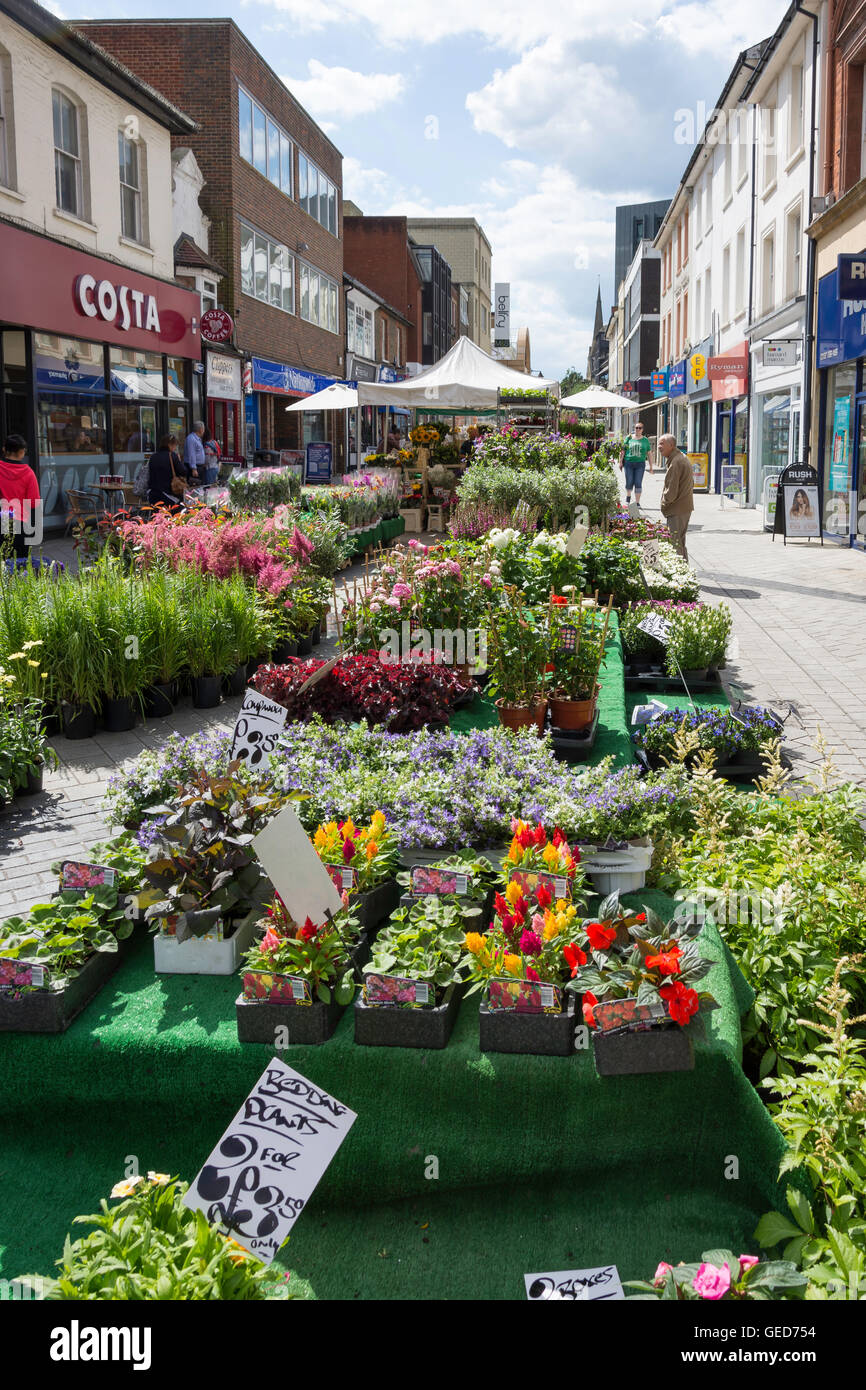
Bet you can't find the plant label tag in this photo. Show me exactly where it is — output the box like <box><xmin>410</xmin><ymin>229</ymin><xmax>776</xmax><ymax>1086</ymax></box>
<box><xmin>631</xmin><ymin>699</ymin><xmax>667</xmax><ymax>726</ymax></box>
<box><xmin>593</xmin><ymin>999</ymin><xmax>668</xmax><ymax>1034</ymax></box>
<box><xmin>59</xmin><ymin>862</ymin><xmax>116</xmax><ymax>892</ymax></box>
<box><xmin>364</xmin><ymin>974</ymin><xmax>431</xmax><ymax>1008</ymax></box>
<box><xmin>636</xmin><ymin>614</ymin><xmax>671</xmax><ymax>644</ymax></box>
<box><xmin>295</xmin><ymin>655</ymin><xmax>340</xmax><ymax>696</ymax></box>
<box><xmin>524</xmin><ymin>1265</ymin><xmax>624</xmax><ymax>1300</ymax></box>
<box><xmin>242</xmin><ymin>970</ymin><xmax>312</xmax><ymax>1006</ymax></box>
<box><xmin>565</xmin><ymin>523</ymin><xmax>588</xmax><ymax>556</ymax></box>
<box><xmin>0</xmin><ymin>959</ymin><xmax>47</xmax><ymax>993</ymax></box>
<box><xmin>254</xmin><ymin>805</ymin><xmax>343</xmax><ymax>929</ymax></box>
<box><xmin>487</xmin><ymin>977</ymin><xmax>561</xmax><ymax>1013</ymax></box>
<box><xmin>230</xmin><ymin>692</ymin><xmax>288</xmax><ymax>768</ymax></box>
<box><xmin>508</xmin><ymin>870</ymin><xmax>569</xmax><ymax>904</ymax></box>
<box><xmin>325</xmin><ymin>865</ymin><xmax>356</xmax><ymax>893</ymax></box>
<box><xmin>184</xmin><ymin>1058</ymin><xmax>356</xmax><ymax>1262</ymax></box>
<box><xmin>410</xmin><ymin>866</ymin><xmax>469</xmax><ymax>897</ymax></box>
<box><xmin>558</xmin><ymin>623</ymin><xmax>578</xmax><ymax>652</ymax></box>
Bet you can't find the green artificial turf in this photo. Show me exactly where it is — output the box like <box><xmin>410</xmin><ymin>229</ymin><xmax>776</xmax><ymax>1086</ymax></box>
<box><xmin>0</xmin><ymin>890</ymin><xmax>790</xmax><ymax>1298</ymax></box>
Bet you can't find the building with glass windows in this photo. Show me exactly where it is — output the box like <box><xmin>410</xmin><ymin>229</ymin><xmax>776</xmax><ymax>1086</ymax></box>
<box><xmin>76</xmin><ymin>16</ymin><xmax>347</xmax><ymax>467</ymax></box>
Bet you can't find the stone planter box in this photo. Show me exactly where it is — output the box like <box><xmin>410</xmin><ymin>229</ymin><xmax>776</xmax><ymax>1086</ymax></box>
<box><xmin>479</xmin><ymin>989</ymin><xmax>576</xmax><ymax>1057</ymax></box>
<box><xmin>354</xmin><ymin>981</ymin><xmax>462</xmax><ymax>1050</ymax></box>
<box><xmin>153</xmin><ymin>913</ymin><xmax>259</xmax><ymax>976</ymax></box>
<box><xmin>0</xmin><ymin>930</ymin><xmax>137</xmax><ymax>1034</ymax></box>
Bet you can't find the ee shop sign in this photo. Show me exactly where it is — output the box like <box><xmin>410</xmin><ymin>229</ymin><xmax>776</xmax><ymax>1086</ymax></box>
<box><xmin>74</xmin><ymin>274</ymin><xmax>162</xmax><ymax>335</ymax></box>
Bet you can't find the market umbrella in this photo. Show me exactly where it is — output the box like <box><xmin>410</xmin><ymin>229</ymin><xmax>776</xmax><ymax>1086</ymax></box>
<box><xmin>560</xmin><ymin>386</ymin><xmax>637</xmax><ymax>409</ymax></box>
<box><xmin>285</xmin><ymin>382</ymin><xmax>358</xmax><ymax>411</ymax></box>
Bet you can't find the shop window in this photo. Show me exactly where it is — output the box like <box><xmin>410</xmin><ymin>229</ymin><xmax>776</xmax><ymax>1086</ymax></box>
<box><xmin>0</xmin><ymin>45</ymin><xmax>15</xmax><ymax>190</ymax></box>
<box><xmin>761</xmin><ymin>230</ymin><xmax>775</xmax><ymax>314</ymax></box>
<box><xmin>118</xmin><ymin>130</ymin><xmax>144</xmax><ymax>243</ymax></box>
<box><xmin>109</xmin><ymin>345</ymin><xmax>163</xmax><ymax>399</ymax></box>
<box><xmin>298</xmin><ymin>260</ymin><xmax>338</xmax><ymax>333</ymax></box>
<box><xmin>240</xmin><ymin>220</ymin><xmax>293</xmax><ymax>314</ymax></box>
<box><xmin>786</xmin><ymin>203</ymin><xmax>802</xmax><ymax>298</ymax></box>
<box><xmin>823</xmin><ymin>363</ymin><xmax>856</xmax><ymax>535</ymax></box>
<box><xmin>52</xmin><ymin>88</ymin><xmax>84</xmax><ymax>218</ymax></box>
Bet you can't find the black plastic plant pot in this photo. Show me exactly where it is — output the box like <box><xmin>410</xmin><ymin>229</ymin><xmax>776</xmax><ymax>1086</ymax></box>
<box><xmin>236</xmin><ymin>991</ymin><xmax>346</xmax><ymax>1046</ymax></box>
<box><xmin>0</xmin><ymin>931</ymin><xmax>137</xmax><ymax>1034</ymax></box>
<box><xmin>272</xmin><ymin>639</ymin><xmax>298</xmax><ymax>663</ymax></box>
<box><xmin>550</xmin><ymin>711</ymin><xmax>599</xmax><ymax>763</ymax></box>
<box><xmin>592</xmin><ymin>1025</ymin><xmax>694</xmax><ymax>1075</ymax></box>
<box><xmin>21</xmin><ymin>764</ymin><xmax>44</xmax><ymax>796</ymax></box>
<box><xmin>40</xmin><ymin>707</ymin><xmax>62</xmax><ymax>737</ymax></box>
<box><xmin>310</xmin><ymin>620</ymin><xmax>322</xmax><ymax>647</ymax></box>
<box><xmin>103</xmin><ymin>696</ymin><xmax>136</xmax><ymax>733</ymax></box>
<box><xmin>144</xmin><ymin>682</ymin><xmax>175</xmax><ymax>719</ymax></box>
<box><xmin>296</xmin><ymin>633</ymin><xmax>314</xmax><ymax>656</ymax></box>
<box><xmin>680</xmin><ymin>668</ymin><xmax>710</xmax><ymax>682</ymax></box>
<box><xmin>349</xmin><ymin>879</ymin><xmax>401</xmax><ymax>933</ymax></box>
<box><xmin>192</xmin><ymin>674</ymin><xmax>222</xmax><ymax>709</ymax></box>
<box><xmin>479</xmin><ymin>991</ymin><xmax>576</xmax><ymax>1057</ymax></box>
<box><xmin>61</xmin><ymin>701</ymin><xmax>95</xmax><ymax>740</ymax></box>
<box><xmin>354</xmin><ymin>982</ymin><xmax>461</xmax><ymax>1050</ymax></box>
<box><xmin>225</xmin><ymin>663</ymin><xmax>248</xmax><ymax>696</ymax></box>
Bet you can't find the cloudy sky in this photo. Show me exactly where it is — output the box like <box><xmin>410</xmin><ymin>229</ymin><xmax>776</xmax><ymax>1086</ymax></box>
<box><xmin>64</xmin><ymin>0</ymin><xmax>790</xmax><ymax>378</ymax></box>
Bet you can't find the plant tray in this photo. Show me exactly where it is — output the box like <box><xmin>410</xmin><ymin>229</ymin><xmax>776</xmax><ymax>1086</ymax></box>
<box><xmin>154</xmin><ymin>913</ymin><xmax>259</xmax><ymax>976</ymax></box>
<box><xmin>479</xmin><ymin>990</ymin><xmax>576</xmax><ymax>1057</ymax></box>
<box><xmin>593</xmin><ymin>1025</ymin><xmax>694</xmax><ymax>1075</ymax></box>
<box><xmin>349</xmin><ymin>879</ymin><xmax>401</xmax><ymax>933</ymax></box>
<box><xmin>0</xmin><ymin>930</ymin><xmax>138</xmax><ymax>1034</ymax></box>
<box><xmin>549</xmin><ymin>711</ymin><xmax>599</xmax><ymax>763</ymax></box>
<box><xmin>236</xmin><ymin>989</ymin><xmax>346</xmax><ymax>1045</ymax></box>
<box><xmin>624</xmin><ymin>666</ymin><xmax>724</xmax><ymax>692</ymax></box>
<box><xmin>354</xmin><ymin>982</ymin><xmax>461</xmax><ymax>1050</ymax></box>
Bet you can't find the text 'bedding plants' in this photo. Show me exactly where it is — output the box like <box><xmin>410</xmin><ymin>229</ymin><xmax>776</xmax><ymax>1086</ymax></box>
<box><xmin>250</xmin><ymin>654</ymin><xmax>474</xmax><ymax>732</ymax></box>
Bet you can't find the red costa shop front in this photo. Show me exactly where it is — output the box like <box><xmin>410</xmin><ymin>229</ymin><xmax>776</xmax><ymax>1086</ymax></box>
<box><xmin>708</xmin><ymin>341</ymin><xmax>749</xmax><ymax>495</ymax></box>
<box><xmin>0</xmin><ymin>222</ymin><xmax>202</xmax><ymax>527</ymax></box>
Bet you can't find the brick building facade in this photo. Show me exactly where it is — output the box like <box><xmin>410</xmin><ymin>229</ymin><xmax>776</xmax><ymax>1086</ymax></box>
<box><xmin>342</xmin><ymin>211</ymin><xmax>423</xmax><ymax>370</ymax></box>
<box><xmin>74</xmin><ymin>17</ymin><xmax>346</xmax><ymax>463</ymax></box>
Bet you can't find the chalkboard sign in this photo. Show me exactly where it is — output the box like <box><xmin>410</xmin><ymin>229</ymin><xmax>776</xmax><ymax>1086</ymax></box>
<box><xmin>305</xmin><ymin>441</ymin><xmax>332</xmax><ymax>483</ymax></box>
<box><xmin>773</xmin><ymin>464</ymin><xmax>822</xmax><ymax>543</ymax></box>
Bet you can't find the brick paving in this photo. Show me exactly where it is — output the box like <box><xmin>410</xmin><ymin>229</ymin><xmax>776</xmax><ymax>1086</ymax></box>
<box><xmin>3</xmin><ymin>497</ymin><xmax>864</xmax><ymax>915</ymax></box>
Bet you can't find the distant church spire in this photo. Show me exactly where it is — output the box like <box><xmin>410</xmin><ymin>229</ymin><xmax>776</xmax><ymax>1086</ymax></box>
<box><xmin>592</xmin><ymin>283</ymin><xmax>604</xmax><ymax>338</ymax></box>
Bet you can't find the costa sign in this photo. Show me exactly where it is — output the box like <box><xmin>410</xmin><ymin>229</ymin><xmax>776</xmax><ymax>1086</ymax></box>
<box><xmin>75</xmin><ymin>274</ymin><xmax>161</xmax><ymax>334</ymax></box>
<box><xmin>201</xmin><ymin>308</ymin><xmax>234</xmax><ymax>343</ymax></box>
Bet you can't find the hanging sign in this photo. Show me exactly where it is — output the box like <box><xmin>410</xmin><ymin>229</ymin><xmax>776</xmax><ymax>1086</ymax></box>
<box><xmin>230</xmin><ymin>691</ymin><xmax>288</xmax><ymax>767</ymax></box>
<box><xmin>525</xmin><ymin>1265</ymin><xmax>625</xmax><ymax>1301</ymax></box>
<box><xmin>184</xmin><ymin>1059</ymin><xmax>356</xmax><ymax>1262</ymax></box>
<box><xmin>837</xmin><ymin>252</ymin><xmax>866</xmax><ymax>301</ymax></box>
<box><xmin>762</xmin><ymin>341</ymin><xmax>798</xmax><ymax>367</ymax></box>
<box><xmin>774</xmin><ymin>463</ymin><xmax>821</xmax><ymax>539</ymax></box>
<box><xmin>200</xmin><ymin>308</ymin><xmax>235</xmax><ymax>343</ymax></box>
<box><xmin>493</xmin><ymin>282</ymin><xmax>511</xmax><ymax>344</ymax></box>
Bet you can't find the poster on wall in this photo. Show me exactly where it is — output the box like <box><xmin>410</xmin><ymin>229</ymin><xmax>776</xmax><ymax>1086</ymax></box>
<box><xmin>773</xmin><ymin>464</ymin><xmax>822</xmax><ymax>542</ymax></box>
<box><xmin>688</xmin><ymin>452</ymin><xmax>709</xmax><ymax>491</ymax></box>
<box><xmin>305</xmin><ymin>441</ymin><xmax>332</xmax><ymax>483</ymax></box>
<box><xmin>831</xmin><ymin>396</ymin><xmax>851</xmax><ymax>492</ymax></box>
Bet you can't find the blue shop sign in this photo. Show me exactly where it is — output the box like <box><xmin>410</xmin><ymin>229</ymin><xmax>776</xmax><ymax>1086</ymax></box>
<box><xmin>669</xmin><ymin>360</ymin><xmax>687</xmax><ymax>397</ymax></box>
<box><xmin>651</xmin><ymin>369</ymin><xmax>668</xmax><ymax>396</ymax></box>
<box><xmin>251</xmin><ymin>357</ymin><xmax>342</xmax><ymax>396</ymax></box>
<box><xmin>837</xmin><ymin>251</ymin><xmax>866</xmax><ymax>300</ymax></box>
<box><xmin>817</xmin><ymin>269</ymin><xmax>866</xmax><ymax>368</ymax></box>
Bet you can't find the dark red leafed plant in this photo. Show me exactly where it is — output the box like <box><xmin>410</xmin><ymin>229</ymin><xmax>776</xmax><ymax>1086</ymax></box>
<box><xmin>251</xmin><ymin>654</ymin><xmax>475</xmax><ymax>732</ymax></box>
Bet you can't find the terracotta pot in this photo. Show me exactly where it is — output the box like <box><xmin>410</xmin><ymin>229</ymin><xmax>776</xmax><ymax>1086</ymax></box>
<box><xmin>496</xmin><ymin>697</ymin><xmax>547</xmax><ymax>734</ymax></box>
<box><xmin>550</xmin><ymin>684</ymin><xmax>600</xmax><ymax>731</ymax></box>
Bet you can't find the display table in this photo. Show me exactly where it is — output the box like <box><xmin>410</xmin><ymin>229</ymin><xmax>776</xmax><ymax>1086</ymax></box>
<box><xmin>0</xmin><ymin>892</ymin><xmax>791</xmax><ymax>1299</ymax></box>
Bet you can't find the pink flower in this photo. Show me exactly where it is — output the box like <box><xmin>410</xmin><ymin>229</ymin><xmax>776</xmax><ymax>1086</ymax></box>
<box><xmin>737</xmin><ymin>1255</ymin><xmax>759</xmax><ymax>1274</ymax></box>
<box><xmin>391</xmin><ymin>582</ymin><xmax>412</xmax><ymax>600</ymax></box>
<box><xmin>519</xmin><ymin>929</ymin><xmax>542</xmax><ymax>956</ymax></box>
<box><xmin>481</xmin><ymin>574</ymin><xmax>492</xmax><ymax>587</ymax></box>
<box><xmin>531</xmin><ymin>912</ymin><xmax>545</xmax><ymax>934</ymax></box>
<box><xmin>385</xmin><ymin>596</ymin><xmax>401</xmax><ymax>608</ymax></box>
<box><xmin>261</xmin><ymin>928</ymin><xmax>281</xmax><ymax>954</ymax></box>
<box><xmin>692</xmin><ymin>1262</ymin><xmax>731</xmax><ymax>1300</ymax></box>
<box><xmin>653</xmin><ymin>1262</ymin><xmax>673</xmax><ymax>1287</ymax></box>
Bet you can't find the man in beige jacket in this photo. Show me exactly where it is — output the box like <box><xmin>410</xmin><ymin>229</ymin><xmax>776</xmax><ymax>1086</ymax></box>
<box><xmin>657</xmin><ymin>434</ymin><xmax>694</xmax><ymax>559</ymax></box>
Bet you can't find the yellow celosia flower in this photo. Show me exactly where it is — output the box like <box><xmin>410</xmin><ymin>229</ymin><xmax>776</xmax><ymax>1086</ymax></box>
<box><xmin>313</xmin><ymin>827</ymin><xmax>327</xmax><ymax>849</ymax></box>
<box><xmin>111</xmin><ymin>1176</ymin><xmax>144</xmax><ymax>1198</ymax></box>
<box><xmin>542</xmin><ymin>843</ymin><xmax>559</xmax><ymax>869</ymax></box>
<box><xmin>505</xmin><ymin>878</ymin><xmax>523</xmax><ymax>906</ymax></box>
<box><xmin>464</xmin><ymin>932</ymin><xmax>485</xmax><ymax>955</ymax></box>
<box><xmin>341</xmin><ymin>818</ymin><xmax>356</xmax><ymax>839</ymax></box>
<box><xmin>370</xmin><ymin>810</ymin><xmax>386</xmax><ymax>834</ymax></box>
<box><xmin>504</xmin><ymin>953</ymin><xmax>522</xmax><ymax>976</ymax></box>
<box><xmin>543</xmin><ymin>913</ymin><xmax>559</xmax><ymax>941</ymax></box>
<box><xmin>507</xmin><ymin>843</ymin><xmax>520</xmax><ymax>864</ymax></box>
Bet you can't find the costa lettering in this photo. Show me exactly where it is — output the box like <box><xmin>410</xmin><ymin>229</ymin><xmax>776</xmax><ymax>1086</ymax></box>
<box><xmin>75</xmin><ymin>273</ymin><xmax>161</xmax><ymax>334</ymax></box>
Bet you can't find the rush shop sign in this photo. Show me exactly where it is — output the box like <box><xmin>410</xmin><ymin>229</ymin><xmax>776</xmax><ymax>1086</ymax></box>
<box><xmin>0</xmin><ymin>221</ymin><xmax>201</xmax><ymax>358</ymax></box>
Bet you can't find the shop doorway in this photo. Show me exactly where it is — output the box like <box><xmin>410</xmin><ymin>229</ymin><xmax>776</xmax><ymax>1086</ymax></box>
<box><xmin>853</xmin><ymin>395</ymin><xmax>866</xmax><ymax>549</ymax></box>
<box><xmin>715</xmin><ymin>397</ymin><xmax>748</xmax><ymax>494</ymax></box>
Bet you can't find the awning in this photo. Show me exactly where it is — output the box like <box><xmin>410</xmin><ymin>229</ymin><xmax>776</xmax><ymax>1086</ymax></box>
<box><xmin>285</xmin><ymin>382</ymin><xmax>358</xmax><ymax>412</ymax></box>
<box><xmin>356</xmin><ymin>335</ymin><xmax>559</xmax><ymax>409</ymax></box>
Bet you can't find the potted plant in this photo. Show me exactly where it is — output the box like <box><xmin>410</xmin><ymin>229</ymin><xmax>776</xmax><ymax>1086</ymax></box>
<box><xmin>664</xmin><ymin>603</ymin><xmax>732</xmax><ymax>681</ymax></box>
<box><xmin>88</xmin><ymin>560</ymin><xmax>152</xmax><ymax>733</ymax></box>
<box><xmin>142</xmin><ymin>773</ymin><xmax>290</xmax><ymax>974</ymax></box>
<box><xmin>356</xmin><ymin>892</ymin><xmax>484</xmax><ymax>1049</ymax></box>
<box><xmin>312</xmin><ymin>811</ymin><xmax>401</xmax><ymax>929</ymax></box>
<box><xmin>180</xmin><ymin>573</ymin><xmax>239</xmax><ymax>709</ymax></box>
<box><xmin>140</xmin><ymin>570</ymin><xmax>187</xmax><ymax>717</ymax></box>
<box><xmin>42</xmin><ymin>574</ymin><xmax>103</xmax><ymax>738</ymax></box>
<box><xmin>486</xmin><ymin>587</ymin><xmax>548</xmax><ymax>733</ymax></box>
<box><xmin>626</xmin><ymin>1250</ymin><xmax>806</xmax><ymax>1301</ymax></box>
<box><xmin>564</xmin><ymin>903</ymin><xmax>718</xmax><ymax>1075</ymax></box>
<box><xmin>0</xmin><ymin>652</ymin><xmax>59</xmax><ymax>794</ymax></box>
<box><xmin>236</xmin><ymin>895</ymin><xmax>363</xmax><ymax>1045</ymax></box>
<box><xmin>546</xmin><ymin>596</ymin><xmax>611</xmax><ymax>731</ymax></box>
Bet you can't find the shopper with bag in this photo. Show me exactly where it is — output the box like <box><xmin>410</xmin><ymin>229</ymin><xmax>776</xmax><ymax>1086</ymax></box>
<box><xmin>146</xmin><ymin>434</ymin><xmax>197</xmax><ymax>508</ymax></box>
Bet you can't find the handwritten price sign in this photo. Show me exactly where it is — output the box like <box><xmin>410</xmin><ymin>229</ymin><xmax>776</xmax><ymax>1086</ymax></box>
<box><xmin>184</xmin><ymin>1059</ymin><xmax>356</xmax><ymax>1262</ymax></box>
<box><xmin>230</xmin><ymin>691</ymin><xmax>288</xmax><ymax>767</ymax></box>
<box><xmin>636</xmin><ymin>613</ymin><xmax>671</xmax><ymax>645</ymax></box>
<box><xmin>524</xmin><ymin>1265</ymin><xmax>624</xmax><ymax>1300</ymax></box>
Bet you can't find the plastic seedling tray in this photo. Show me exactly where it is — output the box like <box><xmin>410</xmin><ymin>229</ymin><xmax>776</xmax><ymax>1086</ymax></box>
<box><xmin>0</xmin><ymin>930</ymin><xmax>138</xmax><ymax>1034</ymax></box>
<box><xmin>479</xmin><ymin>990</ymin><xmax>576</xmax><ymax>1057</ymax></box>
<box><xmin>354</xmin><ymin>981</ymin><xmax>461</xmax><ymax>1050</ymax></box>
<box><xmin>154</xmin><ymin>912</ymin><xmax>259</xmax><ymax>976</ymax></box>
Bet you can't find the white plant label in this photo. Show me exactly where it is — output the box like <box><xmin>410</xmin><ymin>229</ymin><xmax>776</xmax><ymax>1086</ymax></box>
<box><xmin>524</xmin><ymin>1265</ymin><xmax>624</xmax><ymax>1300</ymax></box>
<box><xmin>184</xmin><ymin>1059</ymin><xmax>356</xmax><ymax>1262</ymax></box>
<box><xmin>636</xmin><ymin>614</ymin><xmax>671</xmax><ymax>644</ymax></box>
<box><xmin>253</xmin><ymin>803</ymin><xmax>343</xmax><ymax>927</ymax></box>
<box><xmin>230</xmin><ymin>692</ymin><xmax>288</xmax><ymax>768</ymax></box>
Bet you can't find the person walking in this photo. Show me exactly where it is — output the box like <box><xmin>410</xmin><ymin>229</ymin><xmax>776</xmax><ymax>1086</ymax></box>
<box><xmin>202</xmin><ymin>427</ymin><xmax>222</xmax><ymax>486</ymax></box>
<box><xmin>0</xmin><ymin>434</ymin><xmax>41</xmax><ymax>559</ymax></box>
<box><xmin>184</xmin><ymin>420</ymin><xmax>206</xmax><ymax>478</ymax></box>
<box><xmin>146</xmin><ymin>434</ymin><xmax>195</xmax><ymax>509</ymax></box>
<box><xmin>619</xmin><ymin>421</ymin><xmax>652</xmax><ymax>507</ymax></box>
<box><xmin>657</xmin><ymin>433</ymin><xmax>694</xmax><ymax>559</ymax></box>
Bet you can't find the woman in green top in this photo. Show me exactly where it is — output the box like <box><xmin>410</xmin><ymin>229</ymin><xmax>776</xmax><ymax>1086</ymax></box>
<box><xmin>619</xmin><ymin>422</ymin><xmax>652</xmax><ymax>506</ymax></box>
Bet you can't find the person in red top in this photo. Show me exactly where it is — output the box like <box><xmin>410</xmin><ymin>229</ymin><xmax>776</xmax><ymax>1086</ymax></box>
<box><xmin>0</xmin><ymin>434</ymin><xmax>41</xmax><ymax>559</ymax></box>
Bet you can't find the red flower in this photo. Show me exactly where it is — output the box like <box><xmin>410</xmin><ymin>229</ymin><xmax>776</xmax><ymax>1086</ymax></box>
<box><xmin>519</xmin><ymin>929</ymin><xmax>542</xmax><ymax>956</ymax></box>
<box><xmin>517</xmin><ymin>825</ymin><xmax>533</xmax><ymax>849</ymax></box>
<box><xmin>645</xmin><ymin>945</ymin><xmax>682</xmax><ymax>976</ymax></box>
<box><xmin>586</xmin><ymin>921</ymin><xmax>617</xmax><ymax>952</ymax></box>
<box><xmin>535</xmin><ymin>882</ymin><xmax>553</xmax><ymax>909</ymax></box>
<box><xmin>299</xmin><ymin>918</ymin><xmax>319</xmax><ymax>942</ymax></box>
<box><xmin>341</xmin><ymin>838</ymin><xmax>356</xmax><ymax>864</ymax></box>
<box><xmin>563</xmin><ymin>942</ymin><xmax>587</xmax><ymax>976</ymax></box>
<box><xmin>525</xmin><ymin>966</ymin><xmax>540</xmax><ymax>982</ymax></box>
<box><xmin>551</xmin><ymin>593</ymin><xmax>568</xmax><ymax>606</ymax></box>
<box><xmin>533</xmin><ymin>824</ymin><xmax>546</xmax><ymax>847</ymax></box>
<box><xmin>494</xmin><ymin>892</ymin><xmax>508</xmax><ymax>917</ymax></box>
<box><xmin>635</xmin><ymin>912</ymin><xmax>647</xmax><ymax>923</ymax></box>
<box><xmin>552</xmin><ymin>827</ymin><xmax>565</xmax><ymax>848</ymax></box>
<box><xmin>513</xmin><ymin>895</ymin><xmax>529</xmax><ymax>923</ymax></box>
<box><xmin>583</xmin><ymin>990</ymin><xmax>598</xmax><ymax>1027</ymax></box>
<box><xmin>660</xmin><ymin>980</ymin><xmax>699</xmax><ymax>1027</ymax></box>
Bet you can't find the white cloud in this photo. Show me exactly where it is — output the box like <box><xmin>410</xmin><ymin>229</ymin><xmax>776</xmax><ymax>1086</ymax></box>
<box><xmin>341</xmin><ymin>156</ymin><xmax>402</xmax><ymax>207</ymax></box>
<box><xmin>281</xmin><ymin>59</ymin><xmax>405</xmax><ymax>125</ymax></box>
<box><xmin>657</xmin><ymin>0</ymin><xmax>786</xmax><ymax>57</ymax></box>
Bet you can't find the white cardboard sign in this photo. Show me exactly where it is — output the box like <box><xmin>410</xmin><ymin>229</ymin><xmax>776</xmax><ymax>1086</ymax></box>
<box><xmin>565</xmin><ymin>523</ymin><xmax>588</xmax><ymax>556</ymax></box>
<box><xmin>253</xmin><ymin>803</ymin><xmax>343</xmax><ymax>926</ymax></box>
<box><xmin>184</xmin><ymin>1059</ymin><xmax>356</xmax><ymax>1262</ymax></box>
<box><xmin>230</xmin><ymin>691</ymin><xmax>288</xmax><ymax>768</ymax></box>
<box><xmin>636</xmin><ymin>613</ymin><xmax>671</xmax><ymax>644</ymax></box>
<box><xmin>525</xmin><ymin>1265</ymin><xmax>624</xmax><ymax>1301</ymax></box>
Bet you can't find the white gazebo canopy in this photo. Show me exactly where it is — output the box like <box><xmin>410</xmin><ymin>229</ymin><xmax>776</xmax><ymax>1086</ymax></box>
<box><xmin>560</xmin><ymin>385</ymin><xmax>637</xmax><ymax>410</ymax></box>
<box><xmin>285</xmin><ymin>382</ymin><xmax>358</xmax><ymax>411</ymax></box>
<box><xmin>356</xmin><ymin>336</ymin><xmax>560</xmax><ymax>410</ymax></box>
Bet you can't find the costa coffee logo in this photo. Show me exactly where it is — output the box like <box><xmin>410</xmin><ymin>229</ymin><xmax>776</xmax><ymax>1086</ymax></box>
<box><xmin>201</xmin><ymin>308</ymin><xmax>234</xmax><ymax>343</ymax></box>
<box><xmin>75</xmin><ymin>273</ymin><xmax>161</xmax><ymax>334</ymax></box>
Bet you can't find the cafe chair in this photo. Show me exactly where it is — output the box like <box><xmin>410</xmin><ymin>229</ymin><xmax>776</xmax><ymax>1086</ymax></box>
<box><xmin>64</xmin><ymin>489</ymin><xmax>105</xmax><ymax>535</ymax></box>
